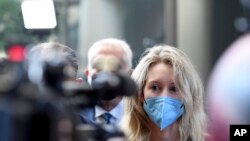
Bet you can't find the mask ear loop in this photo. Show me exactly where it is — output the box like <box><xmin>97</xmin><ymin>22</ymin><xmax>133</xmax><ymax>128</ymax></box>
<box><xmin>144</xmin><ymin>97</ymin><xmax>147</xmax><ymax>105</ymax></box>
<box><xmin>180</xmin><ymin>103</ymin><xmax>184</xmax><ymax>109</ymax></box>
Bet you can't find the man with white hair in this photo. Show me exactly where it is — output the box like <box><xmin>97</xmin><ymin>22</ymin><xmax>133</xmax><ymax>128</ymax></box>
<box><xmin>79</xmin><ymin>38</ymin><xmax>133</xmax><ymax>126</ymax></box>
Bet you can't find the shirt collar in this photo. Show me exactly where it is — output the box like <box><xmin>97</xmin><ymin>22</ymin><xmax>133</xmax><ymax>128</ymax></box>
<box><xmin>95</xmin><ymin>99</ymin><xmax>124</xmax><ymax>119</ymax></box>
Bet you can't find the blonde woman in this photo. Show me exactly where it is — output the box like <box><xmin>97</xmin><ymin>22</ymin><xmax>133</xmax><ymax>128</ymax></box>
<box><xmin>120</xmin><ymin>45</ymin><xmax>207</xmax><ymax>141</ymax></box>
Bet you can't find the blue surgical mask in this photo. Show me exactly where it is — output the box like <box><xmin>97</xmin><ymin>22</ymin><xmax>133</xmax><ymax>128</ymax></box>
<box><xmin>143</xmin><ymin>96</ymin><xmax>184</xmax><ymax>130</ymax></box>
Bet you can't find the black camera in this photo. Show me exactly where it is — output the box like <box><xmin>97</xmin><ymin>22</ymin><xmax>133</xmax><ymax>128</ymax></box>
<box><xmin>0</xmin><ymin>44</ymin><xmax>137</xmax><ymax>141</ymax></box>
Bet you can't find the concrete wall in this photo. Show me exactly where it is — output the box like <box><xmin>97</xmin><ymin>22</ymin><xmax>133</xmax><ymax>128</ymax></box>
<box><xmin>77</xmin><ymin>0</ymin><xmax>123</xmax><ymax>73</ymax></box>
<box><xmin>176</xmin><ymin>0</ymin><xmax>211</xmax><ymax>83</ymax></box>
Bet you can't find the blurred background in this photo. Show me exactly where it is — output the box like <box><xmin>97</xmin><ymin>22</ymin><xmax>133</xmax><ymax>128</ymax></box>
<box><xmin>0</xmin><ymin>0</ymin><xmax>248</xmax><ymax>85</ymax></box>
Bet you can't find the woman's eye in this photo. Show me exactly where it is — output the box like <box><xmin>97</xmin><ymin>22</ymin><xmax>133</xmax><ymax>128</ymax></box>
<box><xmin>150</xmin><ymin>85</ymin><xmax>160</xmax><ymax>92</ymax></box>
<box><xmin>169</xmin><ymin>86</ymin><xmax>176</xmax><ymax>92</ymax></box>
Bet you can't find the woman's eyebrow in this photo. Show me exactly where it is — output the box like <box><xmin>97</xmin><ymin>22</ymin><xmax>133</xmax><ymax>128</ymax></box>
<box><xmin>169</xmin><ymin>82</ymin><xmax>176</xmax><ymax>85</ymax></box>
<box><xmin>147</xmin><ymin>80</ymin><xmax>160</xmax><ymax>84</ymax></box>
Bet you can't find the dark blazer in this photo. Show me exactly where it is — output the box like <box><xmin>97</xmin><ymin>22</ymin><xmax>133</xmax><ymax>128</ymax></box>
<box><xmin>79</xmin><ymin>108</ymin><xmax>96</xmax><ymax>125</ymax></box>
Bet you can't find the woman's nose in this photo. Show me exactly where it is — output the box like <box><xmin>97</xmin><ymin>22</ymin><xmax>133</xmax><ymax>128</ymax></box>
<box><xmin>161</xmin><ymin>89</ymin><xmax>170</xmax><ymax>97</ymax></box>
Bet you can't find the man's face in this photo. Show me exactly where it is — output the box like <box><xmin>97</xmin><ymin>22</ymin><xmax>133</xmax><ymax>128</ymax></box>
<box><xmin>86</xmin><ymin>53</ymin><xmax>128</xmax><ymax>86</ymax></box>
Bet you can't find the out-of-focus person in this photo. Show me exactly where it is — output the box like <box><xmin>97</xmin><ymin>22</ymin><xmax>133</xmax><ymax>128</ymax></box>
<box><xmin>206</xmin><ymin>33</ymin><xmax>250</xmax><ymax>141</ymax></box>
<box><xmin>0</xmin><ymin>42</ymin><xmax>81</xmax><ymax>141</ymax></box>
<box><xmin>28</xmin><ymin>42</ymin><xmax>82</xmax><ymax>84</ymax></box>
<box><xmin>120</xmin><ymin>45</ymin><xmax>207</xmax><ymax>141</ymax></box>
<box><xmin>28</xmin><ymin>42</ymin><xmax>81</xmax><ymax>141</ymax></box>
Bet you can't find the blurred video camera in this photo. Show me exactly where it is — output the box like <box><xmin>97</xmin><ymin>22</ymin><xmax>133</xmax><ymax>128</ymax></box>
<box><xmin>0</xmin><ymin>43</ymin><xmax>137</xmax><ymax>141</ymax></box>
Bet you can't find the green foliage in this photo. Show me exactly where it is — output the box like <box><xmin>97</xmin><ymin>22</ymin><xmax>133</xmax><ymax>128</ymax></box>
<box><xmin>0</xmin><ymin>0</ymin><xmax>33</xmax><ymax>50</ymax></box>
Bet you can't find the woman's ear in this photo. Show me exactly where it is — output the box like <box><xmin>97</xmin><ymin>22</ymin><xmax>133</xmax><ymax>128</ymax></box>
<box><xmin>138</xmin><ymin>91</ymin><xmax>145</xmax><ymax>103</ymax></box>
<box><xmin>138</xmin><ymin>81</ymin><xmax>146</xmax><ymax>103</ymax></box>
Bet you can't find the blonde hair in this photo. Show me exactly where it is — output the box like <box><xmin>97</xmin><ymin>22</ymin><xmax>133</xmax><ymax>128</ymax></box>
<box><xmin>120</xmin><ymin>45</ymin><xmax>207</xmax><ymax>141</ymax></box>
<box><xmin>87</xmin><ymin>38</ymin><xmax>133</xmax><ymax>70</ymax></box>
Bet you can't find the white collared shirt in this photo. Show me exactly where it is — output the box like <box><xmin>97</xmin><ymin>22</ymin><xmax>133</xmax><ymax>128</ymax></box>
<box><xmin>95</xmin><ymin>100</ymin><xmax>124</xmax><ymax>125</ymax></box>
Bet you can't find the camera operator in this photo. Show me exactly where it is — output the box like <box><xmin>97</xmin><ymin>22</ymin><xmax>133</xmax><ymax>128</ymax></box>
<box><xmin>0</xmin><ymin>42</ymin><xmax>82</xmax><ymax>141</ymax></box>
<box><xmin>79</xmin><ymin>38</ymin><xmax>133</xmax><ymax>126</ymax></box>
<box><xmin>27</xmin><ymin>42</ymin><xmax>82</xmax><ymax>141</ymax></box>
